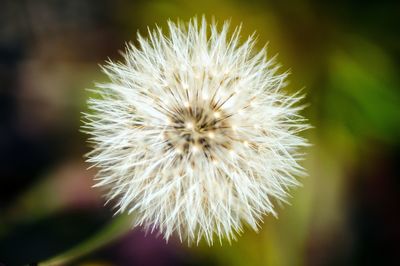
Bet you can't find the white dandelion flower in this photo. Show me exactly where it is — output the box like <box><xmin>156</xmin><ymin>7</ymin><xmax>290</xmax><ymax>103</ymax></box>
<box><xmin>83</xmin><ymin>17</ymin><xmax>309</xmax><ymax>245</ymax></box>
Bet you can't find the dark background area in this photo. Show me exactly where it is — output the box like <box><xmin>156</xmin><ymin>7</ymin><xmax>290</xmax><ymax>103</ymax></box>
<box><xmin>1</xmin><ymin>0</ymin><xmax>399</xmax><ymax>265</ymax></box>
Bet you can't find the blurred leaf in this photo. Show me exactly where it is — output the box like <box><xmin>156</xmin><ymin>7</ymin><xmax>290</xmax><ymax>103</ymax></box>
<box><xmin>326</xmin><ymin>38</ymin><xmax>400</xmax><ymax>143</ymax></box>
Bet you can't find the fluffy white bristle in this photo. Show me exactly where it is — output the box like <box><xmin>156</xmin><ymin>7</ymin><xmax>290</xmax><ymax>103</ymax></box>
<box><xmin>83</xmin><ymin>17</ymin><xmax>308</xmax><ymax>245</ymax></box>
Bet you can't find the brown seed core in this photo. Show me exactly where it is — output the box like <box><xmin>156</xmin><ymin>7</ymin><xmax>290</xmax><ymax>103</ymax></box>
<box><xmin>164</xmin><ymin>102</ymin><xmax>234</xmax><ymax>162</ymax></box>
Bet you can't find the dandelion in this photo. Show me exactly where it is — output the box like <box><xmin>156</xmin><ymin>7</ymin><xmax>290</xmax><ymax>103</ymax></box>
<box><xmin>83</xmin><ymin>17</ymin><xmax>308</xmax><ymax>245</ymax></box>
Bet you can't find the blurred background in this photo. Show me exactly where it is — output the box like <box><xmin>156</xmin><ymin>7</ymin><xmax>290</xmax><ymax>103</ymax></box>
<box><xmin>1</xmin><ymin>0</ymin><xmax>399</xmax><ymax>265</ymax></box>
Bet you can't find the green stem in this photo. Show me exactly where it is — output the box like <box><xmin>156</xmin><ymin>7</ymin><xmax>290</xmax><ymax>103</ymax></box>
<box><xmin>39</xmin><ymin>214</ymin><xmax>131</xmax><ymax>266</ymax></box>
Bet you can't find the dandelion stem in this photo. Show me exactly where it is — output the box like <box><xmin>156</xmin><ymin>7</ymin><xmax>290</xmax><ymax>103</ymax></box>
<box><xmin>39</xmin><ymin>214</ymin><xmax>131</xmax><ymax>266</ymax></box>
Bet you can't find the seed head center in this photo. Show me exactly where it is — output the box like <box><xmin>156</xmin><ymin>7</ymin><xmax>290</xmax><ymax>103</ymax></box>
<box><xmin>164</xmin><ymin>104</ymin><xmax>233</xmax><ymax>159</ymax></box>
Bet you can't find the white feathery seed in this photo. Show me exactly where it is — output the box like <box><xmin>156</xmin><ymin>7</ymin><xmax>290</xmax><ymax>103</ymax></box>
<box><xmin>83</xmin><ymin>17</ymin><xmax>309</xmax><ymax>245</ymax></box>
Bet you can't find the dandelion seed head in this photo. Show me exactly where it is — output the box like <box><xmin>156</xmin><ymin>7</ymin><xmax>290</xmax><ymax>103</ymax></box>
<box><xmin>84</xmin><ymin>17</ymin><xmax>309</xmax><ymax>245</ymax></box>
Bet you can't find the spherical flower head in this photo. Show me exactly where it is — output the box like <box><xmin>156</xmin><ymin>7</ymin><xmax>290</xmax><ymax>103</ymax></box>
<box><xmin>83</xmin><ymin>17</ymin><xmax>309</xmax><ymax>245</ymax></box>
